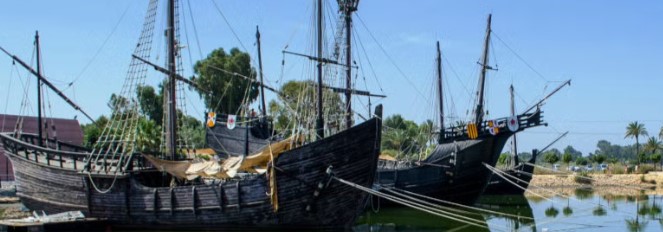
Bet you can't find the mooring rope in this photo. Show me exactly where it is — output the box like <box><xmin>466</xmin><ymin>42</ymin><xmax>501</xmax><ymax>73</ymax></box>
<box><xmin>386</xmin><ymin>186</ymin><xmax>535</xmax><ymax>221</ymax></box>
<box><xmin>483</xmin><ymin>163</ymin><xmax>557</xmax><ymax>201</ymax></box>
<box><xmin>332</xmin><ymin>176</ymin><xmax>498</xmax><ymax>230</ymax></box>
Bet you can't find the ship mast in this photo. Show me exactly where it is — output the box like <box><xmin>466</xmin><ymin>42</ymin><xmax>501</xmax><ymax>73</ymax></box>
<box><xmin>35</xmin><ymin>31</ymin><xmax>44</xmax><ymax>147</ymax></box>
<box><xmin>165</xmin><ymin>0</ymin><xmax>178</xmax><ymax>160</ymax></box>
<box><xmin>315</xmin><ymin>0</ymin><xmax>324</xmax><ymax>139</ymax></box>
<box><xmin>342</xmin><ymin>0</ymin><xmax>358</xmax><ymax>129</ymax></box>
<box><xmin>510</xmin><ymin>84</ymin><xmax>518</xmax><ymax>165</ymax></box>
<box><xmin>473</xmin><ymin>14</ymin><xmax>493</xmax><ymax>129</ymax></box>
<box><xmin>436</xmin><ymin>41</ymin><xmax>444</xmax><ymax>142</ymax></box>
<box><xmin>256</xmin><ymin>26</ymin><xmax>267</xmax><ymax>117</ymax></box>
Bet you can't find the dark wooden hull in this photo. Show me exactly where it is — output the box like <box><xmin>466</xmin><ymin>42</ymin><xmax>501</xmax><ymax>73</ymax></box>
<box><xmin>377</xmin><ymin>132</ymin><xmax>511</xmax><ymax>205</ymax></box>
<box><xmin>482</xmin><ymin>155</ymin><xmax>536</xmax><ymax>195</ymax></box>
<box><xmin>0</xmin><ymin>115</ymin><xmax>382</xmax><ymax>229</ymax></box>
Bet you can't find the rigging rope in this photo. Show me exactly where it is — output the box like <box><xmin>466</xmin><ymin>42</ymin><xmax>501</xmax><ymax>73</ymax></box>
<box><xmin>332</xmin><ymin>177</ymin><xmax>495</xmax><ymax>230</ymax></box>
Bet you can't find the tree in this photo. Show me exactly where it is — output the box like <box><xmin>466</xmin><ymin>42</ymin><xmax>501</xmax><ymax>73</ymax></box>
<box><xmin>81</xmin><ymin>116</ymin><xmax>109</xmax><ymax>148</ymax></box>
<box><xmin>625</xmin><ymin>121</ymin><xmax>648</xmax><ymax>164</ymax></box>
<box><xmin>137</xmin><ymin>85</ymin><xmax>163</xmax><ymax>126</ymax></box>
<box><xmin>544</xmin><ymin>152</ymin><xmax>559</xmax><ymax>166</ymax></box>
<box><xmin>562</xmin><ymin>152</ymin><xmax>573</xmax><ymax>166</ymax></box>
<box><xmin>563</xmin><ymin>145</ymin><xmax>582</xmax><ymax>160</ymax></box>
<box><xmin>575</xmin><ymin>157</ymin><xmax>588</xmax><ymax>166</ymax></box>
<box><xmin>192</xmin><ymin>47</ymin><xmax>258</xmax><ymax>114</ymax></box>
<box><xmin>660</xmin><ymin>126</ymin><xmax>663</xmax><ymax>140</ymax></box>
<box><xmin>594</xmin><ymin>154</ymin><xmax>606</xmax><ymax>164</ymax></box>
<box><xmin>644</xmin><ymin>137</ymin><xmax>662</xmax><ymax>155</ymax></box>
<box><xmin>651</xmin><ymin>153</ymin><xmax>662</xmax><ymax>171</ymax></box>
<box><xmin>267</xmin><ymin>80</ymin><xmax>345</xmax><ymax>137</ymax></box>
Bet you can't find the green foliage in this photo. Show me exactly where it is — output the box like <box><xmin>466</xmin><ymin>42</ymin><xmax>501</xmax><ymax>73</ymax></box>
<box><xmin>638</xmin><ymin>153</ymin><xmax>649</xmax><ymax>165</ymax></box>
<box><xmin>136</xmin><ymin>117</ymin><xmax>161</xmax><ymax>152</ymax></box>
<box><xmin>267</xmin><ymin>80</ymin><xmax>345</xmax><ymax>137</ymax></box>
<box><xmin>593</xmin><ymin>154</ymin><xmax>606</xmax><ymax>164</ymax></box>
<box><xmin>644</xmin><ymin>137</ymin><xmax>662</xmax><ymax>154</ymax></box>
<box><xmin>137</xmin><ymin>85</ymin><xmax>163</xmax><ymax>125</ymax></box>
<box><xmin>625</xmin><ymin>121</ymin><xmax>648</xmax><ymax>163</ymax></box>
<box><xmin>561</xmin><ymin>152</ymin><xmax>573</xmax><ymax>165</ymax></box>
<box><xmin>562</xmin><ymin>206</ymin><xmax>573</xmax><ymax>216</ymax></box>
<box><xmin>192</xmin><ymin>47</ymin><xmax>258</xmax><ymax>114</ymax></box>
<box><xmin>563</xmin><ymin>145</ymin><xmax>583</xmax><ymax>160</ymax></box>
<box><xmin>650</xmin><ymin>153</ymin><xmax>662</xmax><ymax>170</ymax></box>
<box><xmin>497</xmin><ymin>153</ymin><xmax>510</xmax><ymax>166</ymax></box>
<box><xmin>575</xmin><ymin>157</ymin><xmax>588</xmax><ymax>166</ymax></box>
<box><xmin>196</xmin><ymin>154</ymin><xmax>211</xmax><ymax>161</ymax></box>
<box><xmin>636</xmin><ymin>165</ymin><xmax>655</xmax><ymax>174</ymax></box>
<box><xmin>381</xmin><ymin>114</ymin><xmax>436</xmax><ymax>160</ymax></box>
<box><xmin>178</xmin><ymin>114</ymin><xmax>205</xmax><ymax>149</ymax></box>
<box><xmin>543</xmin><ymin>151</ymin><xmax>559</xmax><ymax>165</ymax></box>
<box><xmin>81</xmin><ymin>116</ymin><xmax>109</xmax><ymax>148</ymax></box>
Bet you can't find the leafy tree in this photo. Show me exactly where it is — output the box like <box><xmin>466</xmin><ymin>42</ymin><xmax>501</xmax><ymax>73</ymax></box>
<box><xmin>625</xmin><ymin>121</ymin><xmax>648</xmax><ymax>164</ymax></box>
<box><xmin>563</xmin><ymin>145</ymin><xmax>582</xmax><ymax>160</ymax></box>
<box><xmin>660</xmin><ymin>126</ymin><xmax>663</xmax><ymax>140</ymax></box>
<box><xmin>543</xmin><ymin>152</ymin><xmax>559</xmax><ymax>166</ymax></box>
<box><xmin>650</xmin><ymin>153</ymin><xmax>662</xmax><ymax>171</ymax></box>
<box><xmin>594</xmin><ymin>154</ymin><xmax>606</xmax><ymax>164</ymax></box>
<box><xmin>137</xmin><ymin>85</ymin><xmax>163</xmax><ymax>126</ymax></box>
<box><xmin>192</xmin><ymin>47</ymin><xmax>258</xmax><ymax>114</ymax></box>
<box><xmin>268</xmin><ymin>99</ymin><xmax>290</xmax><ymax>132</ymax></box>
<box><xmin>562</xmin><ymin>152</ymin><xmax>573</xmax><ymax>166</ymax></box>
<box><xmin>81</xmin><ymin>116</ymin><xmax>109</xmax><ymax>148</ymax></box>
<box><xmin>267</xmin><ymin>80</ymin><xmax>344</xmax><ymax>137</ymax></box>
<box><xmin>575</xmin><ymin>157</ymin><xmax>588</xmax><ymax>166</ymax></box>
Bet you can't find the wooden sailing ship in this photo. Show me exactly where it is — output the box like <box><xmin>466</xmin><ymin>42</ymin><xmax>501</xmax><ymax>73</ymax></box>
<box><xmin>376</xmin><ymin>14</ymin><xmax>565</xmax><ymax>205</ymax></box>
<box><xmin>0</xmin><ymin>0</ymin><xmax>382</xmax><ymax>229</ymax></box>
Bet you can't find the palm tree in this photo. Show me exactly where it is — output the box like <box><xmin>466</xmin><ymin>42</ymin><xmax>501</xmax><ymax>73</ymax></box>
<box><xmin>625</xmin><ymin>121</ymin><xmax>648</xmax><ymax>164</ymax></box>
<box><xmin>645</xmin><ymin>137</ymin><xmax>662</xmax><ymax>154</ymax></box>
<box><xmin>659</xmin><ymin>126</ymin><xmax>663</xmax><ymax>140</ymax></box>
<box><xmin>645</xmin><ymin>137</ymin><xmax>663</xmax><ymax>170</ymax></box>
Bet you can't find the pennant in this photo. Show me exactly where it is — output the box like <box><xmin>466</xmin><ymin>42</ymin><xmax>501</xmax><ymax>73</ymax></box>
<box><xmin>227</xmin><ymin>115</ymin><xmax>237</xmax><ymax>130</ymax></box>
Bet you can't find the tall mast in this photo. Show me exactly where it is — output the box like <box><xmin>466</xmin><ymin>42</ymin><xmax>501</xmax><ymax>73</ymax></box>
<box><xmin>166</xmin><ymin>0</ymin><xmax>177</xmax><ymax>160</ymax></box>
<box><xmin>256</xmin><ymin>26</ymin><xmax>267</xmax><ymax>117</ymax></box>
<box><xmin>473</xmin><ymin>14</ymin><xmax>492</xmax><ymax>128</ymax></box>
<box><xmin>315</xmin><ymin>0</ymin><xmax>324</xmax><ymax>139</ymax></box>
<box><xmin>342</xmin><ymin>0</ymin><xmax>358</xmax><ymax>129</ymax></box>
<box><xmin>510</xmin><ymin>84</ymin><xmax>518</xmax><ymax>165</ymax></box>
<box><xmin>436</xmin><ymin>41</ymin><xmax>444</xmax><ymax>142</ymax></box>
<box><xmin>34</xmin><ymin>31</ymin><xmax>44</xmax><ymax>147</ymax></box>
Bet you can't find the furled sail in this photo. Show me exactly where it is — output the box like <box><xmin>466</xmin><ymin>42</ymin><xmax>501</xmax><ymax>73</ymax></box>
<box><xmin>144</xmin><ymin>136</ymin><xmax>300</xmax><ymax>180</ymax></box>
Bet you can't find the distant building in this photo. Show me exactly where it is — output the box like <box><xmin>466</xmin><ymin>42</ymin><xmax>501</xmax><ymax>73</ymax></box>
<box><xmin>0</xmin><ymin>114</ymin><xmax>84</xmax><ymax>181</ymax></box>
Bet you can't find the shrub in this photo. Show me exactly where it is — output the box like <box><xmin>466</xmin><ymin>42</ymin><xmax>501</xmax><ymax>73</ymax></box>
<box><xmin>637</xmin><ymin>165</ymin><xmax>655</xmax><ymax>174</ymax></box>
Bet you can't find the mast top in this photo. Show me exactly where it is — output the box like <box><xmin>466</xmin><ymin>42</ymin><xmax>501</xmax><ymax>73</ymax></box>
<box><xmin>473</xmin><ymin>13</ymin><xmax>493</xmax><ymax>127</ymax></box>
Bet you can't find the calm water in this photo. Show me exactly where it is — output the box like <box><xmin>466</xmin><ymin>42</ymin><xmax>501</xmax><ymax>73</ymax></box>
<box><xmin>355</xmin><ymin>188</ymin><xmax>663</xmax><ymax>231</ymax></box>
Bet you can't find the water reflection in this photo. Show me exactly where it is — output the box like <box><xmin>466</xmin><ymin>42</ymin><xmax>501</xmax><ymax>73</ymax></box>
<box><xmin>356</xmin><ymin>195</ymin><xmax>535</xmax><ymax>231</ymax></box>
<box><xmin>356</xmin><ymin>188</ymin><xmax>662</xmax><ymax>231</ymax></box>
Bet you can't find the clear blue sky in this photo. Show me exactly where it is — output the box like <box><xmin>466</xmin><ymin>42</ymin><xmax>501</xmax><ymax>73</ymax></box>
<box><xmin>1</xmin><ymin>0</ymin><xmax>662</xmax><ymax>156</ymax></box>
